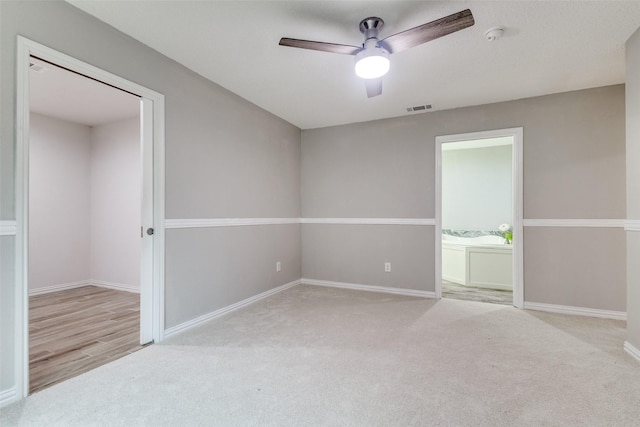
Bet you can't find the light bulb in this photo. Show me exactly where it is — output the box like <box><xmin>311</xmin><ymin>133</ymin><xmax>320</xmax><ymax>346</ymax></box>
<box><xmin>354</xmin><ymin>47</ymin><xmax>390</xmax><ymax>79</ymax></box>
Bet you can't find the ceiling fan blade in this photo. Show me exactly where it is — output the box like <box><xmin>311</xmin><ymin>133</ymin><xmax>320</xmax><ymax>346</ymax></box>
<box><xmin>365</xmin><ymin>78</ymin><xmax>383</xmax><ymax>98</ymax></box>
<box><xmin>279</xmin><ymin>38</ymin><xmax>361</xmax><ymax>55</ymax></box>
<box><xmin>380</xmin><ymin>9</ymin><xmax>474</xmax><ymax>54</ymax></box>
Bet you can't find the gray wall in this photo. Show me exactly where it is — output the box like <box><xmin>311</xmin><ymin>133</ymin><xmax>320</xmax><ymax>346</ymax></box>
<box><xmin>29</xmin><ymin>113</ymin><xmax>92</xmax><ymax>291</ymax></box>
<box><xmin>626</xmin><ymin>27</ymin><xmax>640</xmax><ymax>349</ymax></box>
<box><xmin>302</xmin><ymin>224</ymin><xmax>434</xmax><ymax>291</ymax></box>
<box><xmin>442</xmin><ymin>145</ymin><xmax>513</xmax><ymax>231</ymax></box>
<box><xmin>0</xmin><ymin>236</ymin><xmax>15</xmax><ymax>391</ymax></box>
<box><xmin>302</xmin><ymin>122</ymin><xmax>432</xmax><ymax>218</ymax></box>
<box><xmin>28</xmin><ymin>114</ymin><xmax>141</xmax><ymax>292</ymax></box>
<box><xmin>90</xmin><ymin>117</ymin><xmax>141</xmax><ymax>289</ymax></box>
<box><xmin>524</xmin><ymin>228</ymin><xmax>626</xmax><ymax>310</ymax></box>
<box><xmin>0</xmin><ymin>0</ymin><xmax>301</xmax><ymax>395</ymax></box>
<box><xmin>166</xmin><ymin>225</ymin><xmax>301</xmax><ymax>327</ymax></box>
<box><xmin>302</xmin><ymin>85</ymin><xmax>626</xmax><ymax>307</ymax></box>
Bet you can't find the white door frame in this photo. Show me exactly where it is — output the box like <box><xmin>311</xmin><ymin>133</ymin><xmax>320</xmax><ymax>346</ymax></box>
<box><xmin>435</xmin><ymin>127</ymin><xmax>524</xmax><ymax>308</ymax></box>
<box><xmin>15</xmin><ymin>36</ymin><xmax>165</xmax><ymax>399</ymax></box>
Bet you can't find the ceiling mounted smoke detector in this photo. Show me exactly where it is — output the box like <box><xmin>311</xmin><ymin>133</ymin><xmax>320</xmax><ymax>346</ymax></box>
<box><xmin>484</xmin><ymin>27</ymin><xmax>504</xmax><ymax>41</ymax></box>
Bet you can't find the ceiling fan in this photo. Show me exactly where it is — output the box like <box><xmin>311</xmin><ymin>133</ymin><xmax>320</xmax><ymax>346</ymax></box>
<box><xmin>279</xmin><ymin>9</ymin><xmax>475</xmax><ymax>98</ymax></box>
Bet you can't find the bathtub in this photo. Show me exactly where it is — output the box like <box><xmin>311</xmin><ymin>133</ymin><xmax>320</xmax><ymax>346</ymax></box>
<box><xmin>442</xmin><ymin>234</ymin><xmax>513</xmax><ymax>291</ymax></box>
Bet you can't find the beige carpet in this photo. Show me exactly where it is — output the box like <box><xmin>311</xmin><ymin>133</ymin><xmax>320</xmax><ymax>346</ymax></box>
<box><xmin>2</xmin><ymin>284</ymin><xmax>639</xmax><ymax>426</ymax></box>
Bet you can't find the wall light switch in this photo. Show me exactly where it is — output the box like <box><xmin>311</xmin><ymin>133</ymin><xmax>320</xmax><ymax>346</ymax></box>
<box><xmin>384</xmin><ymin>262</ymin><xmax>391</xmax><ymax>272</ymax></box>
<box><xmin>276</xmin><ymin>261</ymin><xmax>281</xmax><ymax>272</ymax></box>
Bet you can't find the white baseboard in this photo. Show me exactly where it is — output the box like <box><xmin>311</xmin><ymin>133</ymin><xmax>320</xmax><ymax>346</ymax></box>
<box><xmin>0</xmin><ymin>386</ymin><xmax>17</xmax><ymax>408</ymax></box>
<box><xmin>302</xmin><ymin>278</ymin><xmax>437</xmax><ymax>299</ymax></box>
<box><xmin>28</xmin><ymin>280</ymin><xmax>139</xmax><ymax>295</ymax></box>
<box><xmin>624</xmin><ymin>341</ymin><xmax>640</xmax><ymax>363</ymax></box>
<box><xmin>91</xmin><ymin>280</ymin><xmax>140</xmax><ymax>294</ymax></box>
<box><xmin>523</xmin><ymin>301</ymin><xmax>626</xmax><ymax>320</ymax></box>
<box><xmin>28</xmin><ymin>280</ymin><xmax>90</xmax><ymax>296</ymax></box>
<box><xmin>164</xmin><ymin>279</ymin><xmax>302</xmax><ymax>338</ymax></box>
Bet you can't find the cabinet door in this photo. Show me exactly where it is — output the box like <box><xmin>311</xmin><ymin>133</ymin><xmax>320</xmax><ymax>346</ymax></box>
<box><xmin>442</xmin><ymin>245</ymin><xmax>466</xmax><ymax>285</ymax></box>
<box><xmin>467</xmin><ymin>248</ymin><xmax>512</xmax><ymax>290</ymax></box>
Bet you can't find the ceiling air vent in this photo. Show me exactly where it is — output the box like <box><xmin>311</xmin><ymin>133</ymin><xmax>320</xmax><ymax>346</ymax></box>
<box><xmin>406</xmin><ymin>104</ymin><xmax>432</xmax><ymax>112</ymax></box>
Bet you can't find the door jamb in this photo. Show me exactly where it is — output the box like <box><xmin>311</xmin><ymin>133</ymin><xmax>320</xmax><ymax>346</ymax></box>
<box><xmin>435</xmin><ymin>128</ymin><xmax>524</xmax><ymax>308</ymax></box>
<box><xmin>15</xmin><ymin>36</ymin><xmax>165</xmax><ymax>399</ymax></box>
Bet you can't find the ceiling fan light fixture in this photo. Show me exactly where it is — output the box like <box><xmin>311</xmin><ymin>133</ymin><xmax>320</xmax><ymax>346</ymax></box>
<box><xmin>280</xmin><ymin>9</ymin><xmax>475</xmax><ymax>96</ymax></box>
<box><xmin>354</xmin><ymin>47</ymin><xmax>390</xmax><ymax>79</ymax></box>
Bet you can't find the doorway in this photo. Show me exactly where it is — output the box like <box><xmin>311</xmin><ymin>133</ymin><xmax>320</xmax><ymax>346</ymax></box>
<box><xmin>435</xmin><ymin>128</ymin><xmax>524</xmax><ymax>308</ymax></box>
<box><xmin>15</xmin><ymin>37</ymin><xmax>165</xmax><ymax>399</ymax></box>
<box><xmin>28</xmin><ymin>56</ymin><xmax>143</xmax><ymax>392</ymax></box>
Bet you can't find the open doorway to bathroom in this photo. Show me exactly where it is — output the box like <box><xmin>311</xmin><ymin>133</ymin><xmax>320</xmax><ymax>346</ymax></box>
<box><xmin>435</xmin><ymin>128</ymin><xmax>524</xmax><ymax>308</ymax></box>
<box><xmin>441</xmin><ymin>137</ymin><xmax>513</xmax><ymax>304</ymax></box>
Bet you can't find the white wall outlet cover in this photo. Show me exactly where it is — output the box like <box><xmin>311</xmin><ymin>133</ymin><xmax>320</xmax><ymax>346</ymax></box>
<box><xmin>384</xmin><ymin>262</ymin><xmax>391</xmax><ymax>272</ymax></box>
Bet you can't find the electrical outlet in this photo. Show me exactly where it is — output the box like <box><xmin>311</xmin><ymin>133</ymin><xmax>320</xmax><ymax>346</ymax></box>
<box><xmin>384</xmin><ymin>262</ymin><xmax>391</xmax><ymax>272</ymax></box>
<box><xmin>276</xmin><ymin>261</ymin><xmax>281</xmax><ymax>272</ymax></box>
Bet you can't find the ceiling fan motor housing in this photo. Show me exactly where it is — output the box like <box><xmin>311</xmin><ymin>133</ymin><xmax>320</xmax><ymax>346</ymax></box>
<box><xmin>355</xmin><ymin>16</ymin><xmax>390</xmax><ymax>80</ymax></box>
<box><xmin>359</xmin><ymin>17</ymin><xmax>385</xmax><ymax>41</ymax></box>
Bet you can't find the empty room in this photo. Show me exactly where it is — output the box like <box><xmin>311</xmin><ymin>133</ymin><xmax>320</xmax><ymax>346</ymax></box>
<box><xmin>2</xmin><ymin>1</ymin><xmax>640</xmax><ymax>425</ymax></box>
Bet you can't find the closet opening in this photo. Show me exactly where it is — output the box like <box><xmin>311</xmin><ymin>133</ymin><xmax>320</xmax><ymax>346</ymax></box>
<box><xmin>28</xmin><ymin>55</ymin><xmax>143</xmax><ymax>393</ymax></box>
<box><xmin>15</xmin><ymin>37</ymin><xmax>165</xmax><ymax>399</ymax></box>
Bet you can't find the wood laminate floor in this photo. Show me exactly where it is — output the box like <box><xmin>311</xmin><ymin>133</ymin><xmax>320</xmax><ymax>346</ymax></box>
<box><xmin>442</xmin><ymin>280</ymin><xmax>513</xmax><ymax>305</ymax></box>
<box><xmin>29</xmin><ymin>286</ymin><xmax>145</xmax><ymax>394</ymax></box>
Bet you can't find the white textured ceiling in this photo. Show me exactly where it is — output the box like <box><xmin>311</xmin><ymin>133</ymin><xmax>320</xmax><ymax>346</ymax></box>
<box><xmin>66</xmin><ymin>0</ymin><xmax>640</xmax><ymax>130</ymax></box>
